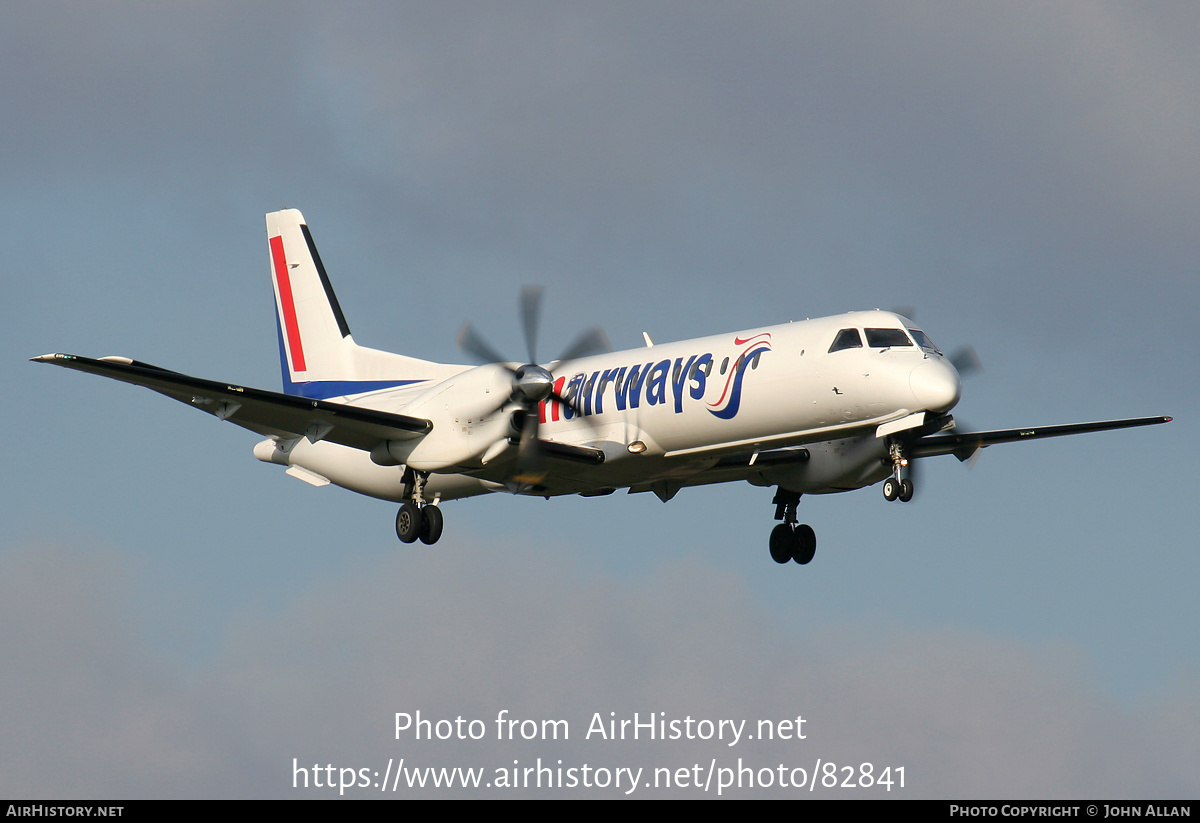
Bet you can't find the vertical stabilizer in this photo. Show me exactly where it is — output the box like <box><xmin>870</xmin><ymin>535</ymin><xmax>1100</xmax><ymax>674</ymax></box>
<box><xmin>265</xmin><ymin>209</ymin><xmax>456</xmax><ymax>399</ymax></box>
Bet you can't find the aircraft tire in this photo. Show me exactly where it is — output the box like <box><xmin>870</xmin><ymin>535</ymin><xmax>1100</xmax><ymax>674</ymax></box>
<box><xmin>883</xmin><ymin>477</ymin><xmax>899</xmax><ymax>501</ymax></box>
<box><xmin>793</xmin><ymin>524</ymin><xmax>816</xmax><ymax>565</ymax></box>
<box><xmin>419</xmin><ymin>505</ymin><xmax>443</xmax><ymax>545</ymax></box>
<box><xmin>899</xmin><ymin>479</ymin><xmax>914</xmax><ymax>502</ymax></box>
<box><xmin>396</xmin><ymin>501</ymin><xmax>424</xmax><ymax>544</ymax></box>
<box><xmin>769</xmin><ymin>524</ymin><xmax>795</xmax><ymax>564</ymax></box>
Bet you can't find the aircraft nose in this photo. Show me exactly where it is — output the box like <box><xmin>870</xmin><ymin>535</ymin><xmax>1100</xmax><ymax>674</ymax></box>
<box><xmin>910</xmin><ymin>358</ymin><xmax>961</xmax><ymax>413</ymax></box>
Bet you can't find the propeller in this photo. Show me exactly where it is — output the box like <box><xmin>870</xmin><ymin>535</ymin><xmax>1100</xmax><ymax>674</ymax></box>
<box><xmin>902</xmin><ymin>412</ymin><xmax>989</xmax><ymax>503</ymax></box>
<box><xmin>457</xmin><ymin>286</ymin><xmax>610</xmax><ymax>485</ymax></box>
<box><xmin>948</xmin><ymin>345</ymin><xmax>983</xmax><ymax>379</ymax></box>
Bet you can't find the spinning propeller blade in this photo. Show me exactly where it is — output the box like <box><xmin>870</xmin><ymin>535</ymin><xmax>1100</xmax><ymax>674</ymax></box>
<box><xmin>519</xmin><ymin>285</ymin><xmax>543</xmax><ymax>366</ymax></box>
<box><xmin>456</xmin><ymin>322</ymin><xmax>513</xmax><ymax>373</ymax></box>
<box><xmin>949</xmin><ymin>345</ymin><xmax>983</xmax><ymax>378</ymax></box>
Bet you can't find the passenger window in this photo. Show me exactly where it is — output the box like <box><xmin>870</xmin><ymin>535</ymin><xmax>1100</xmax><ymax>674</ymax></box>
<box><xmin>751</xmin><ymin>351</ymin><xmax>762</xmax><ymax>369</ymax></box>
<box><xmin>828</xmin><ymin>328</ymin><xmax>863</xmax><ymax>353</ymax></box>
<box><xmin>864</xmin><ymin>328</ymin><xmax>913</xmax><ymax>348</ymax></box>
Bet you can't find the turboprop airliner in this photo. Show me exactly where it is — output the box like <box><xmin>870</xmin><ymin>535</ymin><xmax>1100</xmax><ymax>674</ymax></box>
<box><xmin>33</xmin><ymin>209</ymin><xmax>1171</xmax><ymax>565</ymax></box>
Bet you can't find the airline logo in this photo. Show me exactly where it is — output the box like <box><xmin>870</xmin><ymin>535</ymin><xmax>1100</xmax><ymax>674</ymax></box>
<box><xmin>707</xmin><ymin>333</ymin><xmax>772</xmax><ymax>420</ymax></box>
<box><xmin>540</xmin><ymin>333</ymin><xmax>771</xmax><ymax>422</ymax></box>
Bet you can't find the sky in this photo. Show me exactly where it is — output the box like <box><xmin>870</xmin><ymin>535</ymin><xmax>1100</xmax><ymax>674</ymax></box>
<box><xmin>3</xmin><ymin>1</ymin><xmax>1198</xmax><ymax>798</ymax></box>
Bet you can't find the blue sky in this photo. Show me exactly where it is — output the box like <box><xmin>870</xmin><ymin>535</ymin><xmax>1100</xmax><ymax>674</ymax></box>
<box><xmin>3</xmin><ymin>1</ymin><xmax>1197</xmax><ymax>797</ymax></box>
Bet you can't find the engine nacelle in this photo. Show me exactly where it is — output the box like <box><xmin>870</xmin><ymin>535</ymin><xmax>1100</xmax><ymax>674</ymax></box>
<box><xmin>380</xmin><ymin>363</ymin><xmax>514</xmax><ymax>472</ymax></box>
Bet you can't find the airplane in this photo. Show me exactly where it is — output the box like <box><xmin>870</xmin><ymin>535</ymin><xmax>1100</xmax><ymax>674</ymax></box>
<box><xmin>33</xmin><ymin>209</ymin><xmax>1171</xmax><ymax>566</ymax></box>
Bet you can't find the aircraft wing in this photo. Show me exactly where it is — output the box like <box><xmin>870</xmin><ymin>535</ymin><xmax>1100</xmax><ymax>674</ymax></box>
<box><xmin>910</xmin><ymin>416</ymin><xmax>1172</xmax><ymax>462</ymax></box>
<box><xmin>32</xmin><ymin>353</ymin><xmax>432</xmax><ymax>450</ymax></box>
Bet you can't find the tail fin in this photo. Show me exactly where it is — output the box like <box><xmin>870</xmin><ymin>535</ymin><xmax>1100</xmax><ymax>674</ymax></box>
<box><xmin>266</xmin><ymin>209</ymin><xmax>455</xmax><ymax>399</ymax></box>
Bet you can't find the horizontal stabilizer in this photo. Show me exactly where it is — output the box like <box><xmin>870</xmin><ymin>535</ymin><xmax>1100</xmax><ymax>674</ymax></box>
<box><xmin>32</xmin><ymin>353</ymin><xmax>432</xmax><ymax>451</ymax></box>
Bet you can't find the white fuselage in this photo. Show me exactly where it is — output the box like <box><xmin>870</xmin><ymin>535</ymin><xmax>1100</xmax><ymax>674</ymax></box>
<box><xmin>260</xmin><ymin>310</ymin><xmax>961</xmax><ymax>505</ymax></box>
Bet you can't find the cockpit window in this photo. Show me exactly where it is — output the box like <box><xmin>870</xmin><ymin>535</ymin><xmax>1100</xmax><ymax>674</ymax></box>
<box><xmin>828</xmin><ymin>328</ymin><xmax>863</xmax><ymax>353</ymax></box>
<box><xmin>864</xmin><ymin>328</ymin><xmax>913</xmax><ymax>348</ymax></box>
<box><xmin>909</xmin><ymin>328</ymin><xmax>941</xmax><ymax>354</ymax></box>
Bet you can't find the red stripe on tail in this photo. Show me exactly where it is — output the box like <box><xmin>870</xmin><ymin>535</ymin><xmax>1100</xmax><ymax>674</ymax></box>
<box><xmin>270</xmin><ymin>235</ymin><xmax>307</xmax><ymax>372</ymax></box>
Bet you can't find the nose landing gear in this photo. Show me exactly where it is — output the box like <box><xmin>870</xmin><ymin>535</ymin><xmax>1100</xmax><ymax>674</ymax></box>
<box><xmin>882</xmin><ymin>442</ymin><xmax>915</xmax><ymax>503</ymax></box>
<box><xmin>769</xmin><ymin>488</ymin><xmax>817</xmax><ymax>565</ymax></box>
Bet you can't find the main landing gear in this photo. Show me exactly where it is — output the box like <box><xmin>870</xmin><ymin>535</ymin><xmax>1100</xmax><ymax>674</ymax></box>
<box><xmin>396</xmin><ymin>501</ymin><xmax>443</xmax><ymax>544</ymax></box>
<box><xmin>769</xmin><ymin>489</ymin><xmax>816</xmax><ymax>565</ymax></box>
<box><xmin>882</xmin><ymin>442</ymin><xmax>914</xmax><ymax>503</ymax></box>
<box><xmin>395</xmin><ymin>469</ymin><xmax>443</xmax><ymax>545</ymax></box>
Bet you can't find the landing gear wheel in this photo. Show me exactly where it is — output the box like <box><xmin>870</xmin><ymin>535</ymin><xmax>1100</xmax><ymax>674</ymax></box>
<box><xmin>898</xmin><ymin>478</ymin><xmax>914</xmax><ymax>502</ymax></box>
<box><xmin>883</xmin><ymin>477</ymin><xmax>900</xmax><ymax>501</ymax></box>
<box><xmin>769</xmin><ymin>524</ymin><xmax>795</xmax><ymax>564</ymax></box>
<box><xmin>792</xmin><ymin>524</ymin><xmax>816</xmax><ymax>565</ymax></box>
<box><xmin>418</xmin><ymin>505</ymin><xmax>443</xmax><ymax>545</ymax></box>
<box><xmin>395</xmin><ymin>501</ymin><xmax>424</xmax><ymax>544</ymax></box>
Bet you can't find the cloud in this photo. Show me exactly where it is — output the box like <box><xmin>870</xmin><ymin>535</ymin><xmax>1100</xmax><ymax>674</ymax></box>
<box><xmin>2</xmin><ymin>538</ymin><xmax>1195</xmax><ymax>798</ymax></box>
<box><xmin>0</xmin><ymin>543</ymin><xmax>224</xmax><ymax>797</ymax></box>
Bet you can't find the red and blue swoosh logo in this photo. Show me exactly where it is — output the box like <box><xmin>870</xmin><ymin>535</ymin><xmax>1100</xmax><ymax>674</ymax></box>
<box><xmin>707</xmin><ymin>333</ymin><xmax>771</xmax><ymax>420</ymax></box>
